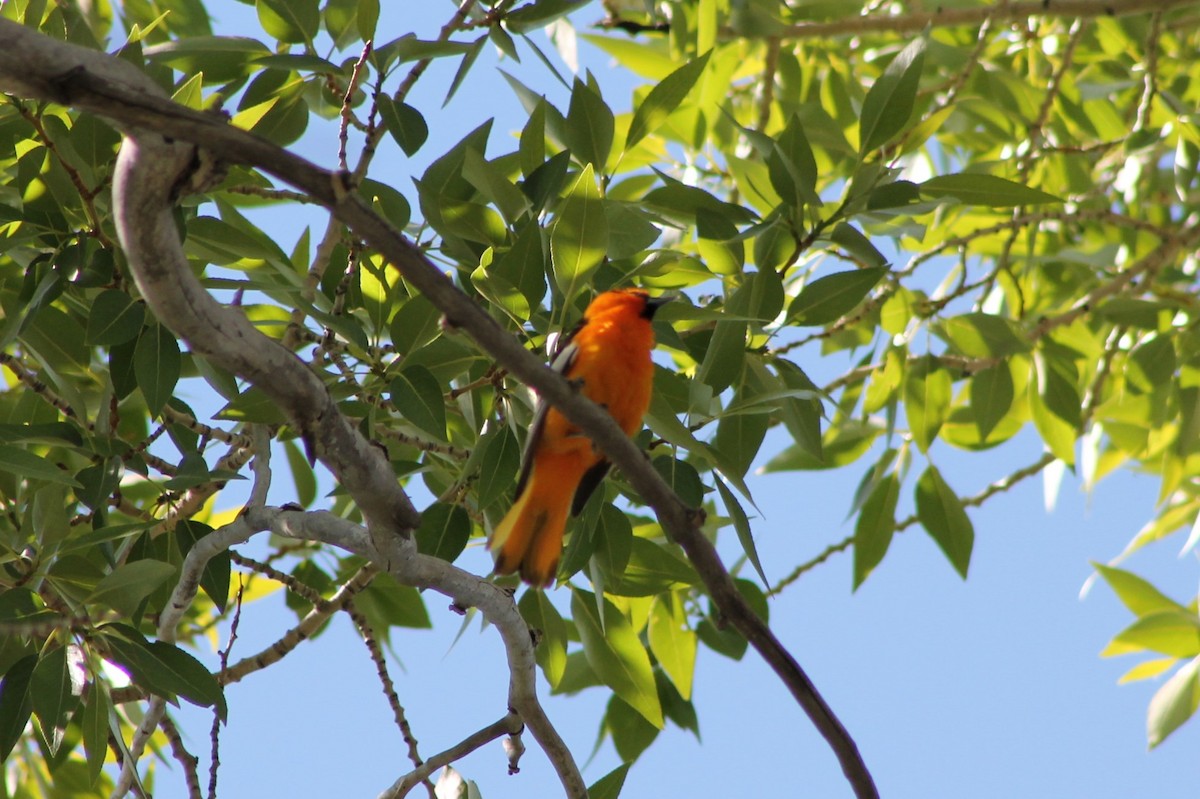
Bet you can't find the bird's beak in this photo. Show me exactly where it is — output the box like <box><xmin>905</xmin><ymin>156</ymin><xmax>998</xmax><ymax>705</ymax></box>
<box><xmin>643</xmin><ymin>293</ymin><xmax>676</xmax><ymax>319</ymax></box>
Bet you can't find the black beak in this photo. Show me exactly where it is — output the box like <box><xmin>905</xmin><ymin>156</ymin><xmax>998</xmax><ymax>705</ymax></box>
<box><xmin>642</xmin><ymin>293</ymin><xmax>675</xmax><ymax>320</ymax></box>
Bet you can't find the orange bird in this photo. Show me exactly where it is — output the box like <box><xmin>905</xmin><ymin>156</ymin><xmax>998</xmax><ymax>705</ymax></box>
<box><xmin>490</xmin><ymin>288</ymin><xmax>670</xmax><ymax>586</ymax></box>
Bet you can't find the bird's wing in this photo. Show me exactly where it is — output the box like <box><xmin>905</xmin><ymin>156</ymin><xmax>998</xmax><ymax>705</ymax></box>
<box><xmin>512</xmin><ymin>323</ymin><xmax>582</xmax><ymax>499</ymax></box>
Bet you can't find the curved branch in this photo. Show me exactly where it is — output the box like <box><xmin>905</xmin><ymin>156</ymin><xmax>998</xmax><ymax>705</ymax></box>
<box><xmin>379</xmin><ymin>714</ymin><xmax>524</xmax><ymax>799</ymax></box>
<box><xmin>0</xmin><ymin>20</ymin><xmax>874</xmax><ymax>797</ymax></box>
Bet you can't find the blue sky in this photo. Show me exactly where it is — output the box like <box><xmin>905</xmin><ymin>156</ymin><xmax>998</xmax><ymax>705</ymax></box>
<box><xmin>165</xmin><ymin>3</ymin><xmax>1200</xmax><ymax>797</ymax></box>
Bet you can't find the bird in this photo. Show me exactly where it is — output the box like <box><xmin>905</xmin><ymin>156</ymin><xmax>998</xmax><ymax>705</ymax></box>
<box><xmin>490</xmin><ymin>288</ymin><xmax>670</xmax><ymax>586</ymax></box>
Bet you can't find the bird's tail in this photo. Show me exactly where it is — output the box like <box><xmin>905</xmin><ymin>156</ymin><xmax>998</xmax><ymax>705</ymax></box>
<box><xmin>490</xmin><ymin>473</ymin><xmax>572</xmax><ymax>586</ymax></box>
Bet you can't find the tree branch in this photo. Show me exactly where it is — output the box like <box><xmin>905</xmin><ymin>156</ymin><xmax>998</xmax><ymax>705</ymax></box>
<box><xmin>774</xmin><ymin>0</ymin><xmax>1198</xmax><ymax>39</ymax></box>
<box><xmin>0</xmin><ymin>20</ymin><xmax>873</xmax><ymax>797</ymax></box>
<box><xmin>379</xmin><ymin>714</ymin><xmax>524</xmax><ymax>799</ymax></box>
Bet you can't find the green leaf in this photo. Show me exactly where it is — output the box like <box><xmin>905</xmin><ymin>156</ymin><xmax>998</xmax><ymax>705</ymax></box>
<box><xmin>937</xmin><ymin>313</ymin><xmax>1029</xmax><ymax>358</ymax></box>
<box><xmin>970</xmin><ymin>365</ymin><xmax>1014</xmax><ymax>443</ymax></box>
<box><xmin>0</xmin><ymin>445</ymin><xmax>82</xmax><ymax>487</ymax></box>
<box><xmin>283</xmin><ymin>438</ymin><xmax>317</xmax><ymax>508</ymax></box>
<box><xmin>492</xmin><ymin>220</ymin><xmax>548</xmax><ymax>308</ymax></box>
<box><xmin>604</xmin><ymin>694</ymin><xmax>660</xmax><ymax>762</ymax></box>
<box><xmin>1147</xmin><ymin>657</ymin><xmax>1200</xmax><ymax>749</ymax></box>
<box><xmin>648</xmin><ymin>594</ymin><xmax>697</xmax><ymax>701</ymax></box>
<box><xmin>714</xmin><ymin>404</ymin><xmax>768</xmax><ymax>480</ymax></box>
<box><xmin>389</xmin><ymin>293</ymin><xmax>442</xmax><ymax>356</ymax></box>
<box><xmin>360</xmin><ymin>178</ymin><xmax>412</xmax><ymax>230</ymax></box>
<box><xmin>788</xmin><ymin>268</ymin><xmax>887</xmax><ymax>326</ymax></box>
<box><xmin>714</xmin><ymin>475</ymin><xmax>767</xmax><ymax>586</ymax></box>
<box><xmin>829</xmin><ymin>222</ymin><xmax>888</xmax><ymax>269</ymax></box>
<box><xmin>1112</xmin><ymin>611</ymin><xmax>1200</xmax><ymax>658</ymax></box>
<box><xmin>356</xmin><ymin>0</ymin><xmax>380</xmax><ymax>40</ymax></box>
<box><xmin>593</xmin><ymin>504</ymin><xmax>633</xmax><ymax>580</ymax></box>
<box><xmin>588</xmin><ymin>763</ymin><xmax>631</xmax><ymax>799</ymax></box>
<box><xmin>476</xmin><ymin>427</ymin><xmax>521</xmax><ymax>510</ymax></box>
<box><xmin>30</xmin><ymin>646</ymin><xmax>76</xmax><ymax>754</ymax></box>
<box><xmin>415</xmin><ymin>502</ymin><xmax>470</xmax><ymax>563</ymax></box>
<box><xmin>768</xmin><ymin>114</ymin><xmax>819</xmax><ymax>209</ymax></box>
<box><xmin>565</xmin><ymin>78</ymin><xmax>614</xmax><ymax>170</ymax></box>
<box><xmin>215</xmin><ymin>386</ymin><xmax>288</xmax><ymax>424</ymax></box>
<box><xmin>176</xmin><ymin>521</ymin><xmax>231</xmax><ymax>613</ymax></box>
<box><xmin>76</xmin><ymin>457</ymin><xmax>122</xmax><ymax>512</ymax></box>
<box><xmin>377</xmin><ymin>96</ymin><xmax>428</xmax><ymax>157</ymax></box>
<box><xmin>1129</xmin><ymin>336</ymin><xmax>1176</xmax><ymax>392</ymax></box>
<box><xmin>903</xmin><ymin>356</ymin><xmax>952</xmax><ymax>453</ymax></box>
<box><xmin>505</xmin><ymin>0</ymin><xmax>589</xmax><ymax>33</ymax></box>
<box><xmin>915</xmin><ymin>466</ymin><xmax>973</xmax><ymax>578</ymax></box>
<box><xmin>626</xmin><ymin>51</ymin><xmax>711</xmax><ymax>150</ymax></box>
<box><xmin>257</xmin><ymin>0</ymin><xmax>319</xmax><ymax>44</ymax></box>
<box><xmin>606</xmin><ymin>538</ymin><xmax>699</xmax><ymax>597</ymax></box>
<box><xmin>0</xmin><ymin>655</ymin><xmax>36</xmax><ymax>762</ymax></box>
<box><xmin>859</xmin><ymin>36</ymin><xmax>926</xmax><ymax>153</ymax></box>
<box><xmin>1093</xmin><ymin>563</ymin><xmax>1189</xmax><ymax>618</ymax></box>
<box><xmin>145</xmin><ymin>36</ymin><xmax>271</xmax><ymax>85</ymax></box>
<box><xmin>81</xmin><ymin>679</ymin><xmax>110</xmax><ymax>782</ymax></box>
<box><xmin>1033</xmin><ymin>350</ymin><xmax>1081</xmax><ymax>428</ymax></box>
<box><xmin>1028</xmin><ymin>381</ymin><xmax>1076</xmax><ymax>466</ymax></box>
<box><xmin>86</xmin><ymin>289</ymin><xmax>145</xmax><ymax>345</ymax></box>
<box><xmin>135</xmin><ymin>323</ymin><xmax>181</xmax><ymax>418</ymax></box>
<box><xmin>920</xmin><ymin>173</ymin><xmax>1062</xmax><ymax>207</ymax></box>
<box><xmin>102</xmin><ymin>625</ymin><xmax>226</xmax><ymax>717</ymax></box>
<box><xmin>390</xmin><ymin>365</ymin><xmax>447</xmax><ymax>441</ymax></box>
<box><xmin>695</xmin><ymin>316</ymin><xmax>746</xmax><ymax>395</ymax></box>
<box><xmin>87</xmin><ymin>559</ymin><xmax>177</xmax><ymax>618</ymax></box>
<box><xmin>518</xmin><ymin>589</ymin><xmax>568</xmax><ymax>688</ymax></box>
<box><xmin>853</xmin><ymin>473</ymin><xmax>899</xmax><ymax>589</ymax></box>
<box><xmin>519</xmin><ymin>99</ymin><xmax>547</xmax><ymax>178</ymax></box>
<box><xmin>571</xmin><ymin>589</ymin><xmax>663</xmax><ymax>728</ymax></box>
<box><xmin>651</xmin><ymin>456</ymin><xmax>704</xmax><ymax>508</ymax></box>
<box><xmin>550</xmin><ymin>164</ymin><xmax>608</xmax><ymax>303</ymax></box>
<box><xmin>354</xmin><ymin>573</ymin><xmax>431</xmax><ymax>631</ymax></box>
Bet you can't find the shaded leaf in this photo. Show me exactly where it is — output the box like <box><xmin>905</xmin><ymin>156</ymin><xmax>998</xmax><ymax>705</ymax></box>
<box><xmin>859</xmin><ymin>36</ymin><xmax>926</xmax><ymax>153</ymax></box>
<box><xmin>915</xmin><ymin>466</ymin><xmax>973</xmax><ymax>578</ymax></box>
<box><xmin>0</xmin><ymin>655</ymin><xmax>36</xmax><ymax>762</ymax></box>
<box><xmin>789</xmin><ymin>268</ymin><xmax>887</xmax><ymax>326</ymax></box>
<box><xmin>134</xmin><ymin>323</ymin><xmax>181</xmax><ymax>418</ymax></box>
<box><xmin>85</xmin><ymin>290</ymin><xmax>144</xmax><ymax>345</ymax></box>
<box><xmin>87</xmin><ymin>559</ymin><xmax>176</xmax><ymax>618</ymax></box>
<box><xmin>854</xmin><ymin>473</ymin><xmax>899</xmax><ymax>589</ymax></box>
<box><xmin>626</xmin><ymin>51</ymin><xmax>711</xmax><ymax>150</ymax></box>
<box><xmin>920</xmin><ymin>173</ymin><xmax>1061</xmax><ymax>207</ymax></box>
<box><xmin>390</xmin><ymin>365</ymin><xmax>447</xmax><ymax>441</ymax></box>
<box><xmin>565</xmin><ymin>78</ymin><xmax>614</xmax><ymax>170</ymax></box>
<box><xmin>416</xmin><ymin>503</ymin><xmax>470</xmax><ymax>564</ymax></box>
<box><xmin>903</xmin><ymin>356</ymin><xmax>952</xmax><ymax>453</ymax></box>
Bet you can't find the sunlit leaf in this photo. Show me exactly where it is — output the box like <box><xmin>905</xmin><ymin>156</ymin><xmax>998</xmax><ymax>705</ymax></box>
<box><xmin>571</xmin><ymin>589</ymin><xmax>663</xmax><ymax>728</ymax></box>
<box><xmin>1147</xmin><ymin>657</ymin><xmax>1200</xmax><ymax>748</ymax></box>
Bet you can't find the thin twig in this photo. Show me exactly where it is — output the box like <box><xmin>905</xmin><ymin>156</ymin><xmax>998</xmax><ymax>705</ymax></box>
<box><xmin>345</xmin><ymin>602</ymin><xmax>435</xmax><ymax>797</ymax></box>
<box><xmin>379</xmin><ymin>715</ymin><xmax>524</xmax><ymax>799</ymax></box>
<box><xmin>208</xmin><ymin>582</ymin><xmax>244</xmax><ymax>799</ymax></box>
